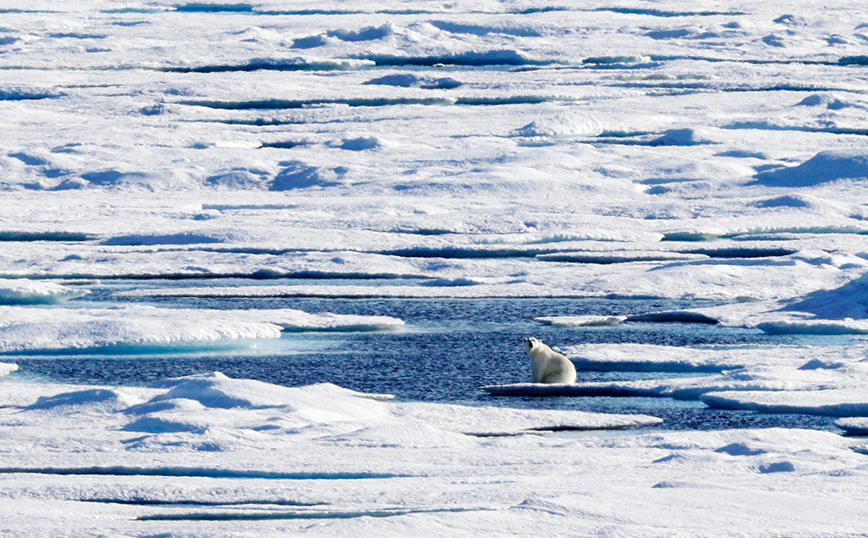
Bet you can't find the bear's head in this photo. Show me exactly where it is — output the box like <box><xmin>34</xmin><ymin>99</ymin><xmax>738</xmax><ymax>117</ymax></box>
<box><xmin>524</xmin><ymin>337</ymin><xmax>540</xmax><ymax>353</ymax></box>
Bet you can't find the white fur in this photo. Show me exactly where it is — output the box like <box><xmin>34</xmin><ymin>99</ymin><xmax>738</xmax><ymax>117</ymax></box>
<box><xmin>524</xmin><ymin>337</ymin><xmax>577</xmax><ymax>384</ymax></box>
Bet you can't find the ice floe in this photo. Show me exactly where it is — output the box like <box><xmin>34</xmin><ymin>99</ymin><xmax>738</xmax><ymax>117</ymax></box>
<box><xmin>0</xmin><ymin>373</ymin><xmax>867</xmax><ymax>535</ymax></box>
<box><xmin>0</xmin><ymin>279</ymin><xmax>89</xmax><ymax>304</ymax></box>
<box><xmin>702</xmin><ymin>390</ymin><xmax>868</xmax><ymax>417</ymax></box>
<box><xmin>535</xmin><ymin>315</ymin><xmax>627</xmax><ymax>328</ymax></box>
<box><xmin>0</xmin><ymin>306</ymin><xmax>402</xmax><ymax>353</ymax></box>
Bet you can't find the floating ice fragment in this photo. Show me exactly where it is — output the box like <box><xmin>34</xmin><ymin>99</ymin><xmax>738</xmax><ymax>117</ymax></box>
<box><xmin>246</xmin><ymin>309</ymin><xmax>404</xmax><ymax>332</ymax></box>
<box><xmin>701</xmin><ymin>390</ymin><xmax>868</xmax><ymax>417</ymax></box>
<box><xmin>535</xmin><ymin>315</ymin><xmax>627</xmax><ymax>327</ymax></box>
<box><xmin>0</xmin><ymin>279</ymin><xmax>88</xmax><ymax>305</ymax></box>
<box><xmin>0</xmin><ymin>362</ymin><xmax>17</xmax><ymax>377</ymax></box>
<box><xmin>757</xmin><ymin>319</ymin><xmax>868</xmax><ymax>335</ymax></box>
<box><xmin>835</xmin><ymin>417</ymin><xmax>868</xmax><ymax>435</ymax></box>
<box><xmin>513</xmin><ymin>115</ymin><xmax>602</xmax><ymax>138</ymax></box>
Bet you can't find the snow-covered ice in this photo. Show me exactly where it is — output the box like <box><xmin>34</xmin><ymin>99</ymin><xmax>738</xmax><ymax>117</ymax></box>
<box><xmin>4</xmin><ymin>0</ymin><xmax>868</xmax><ymax>534</ymax></box>
<box><xmin>0</xmin><ymin>279</ymin><xmax>88</xmax><ymax>304</ymax></box>
<box><xmin>0</xmin><ymin>305</ymin><xmax>403</xmax><ymax>353</ymax></box>
<box><xmin>2</xmin><ymin>373</ymin><xmax>867</xmax><ymax>537</ymax></box>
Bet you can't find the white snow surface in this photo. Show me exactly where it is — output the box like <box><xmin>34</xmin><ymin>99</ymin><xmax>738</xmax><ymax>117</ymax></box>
<box><xmin>2</xmin><ymin>373</ymin><xmax>867</xmax><ymax>537</ymax></box>
<box><xmin>4</xmin><ymin>0</ymin><xmax>868</xmax><ymax>534</ymax></box>
<box><xmin>0</xmin><ymin>306</ymin><xmax>403</xmax><ymax>352</ymax></box>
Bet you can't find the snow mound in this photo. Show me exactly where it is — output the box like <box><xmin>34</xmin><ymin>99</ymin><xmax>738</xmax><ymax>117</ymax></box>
<box><xmin>513</xmin><ymin>115</ymin><xmax>603</xmax><ymax>138</ymax></box>
<box><xmin>293</xmin><ymin>23</ymin><xmax>395</xmax><ymax>48</ymax></box>
<box><xmin>782</xmin><ymin>272</ymin><xmax>868</xmax><ymax>319</ymax></box>
<box><xmin>751</xmin><ymin>150</ymin><xmax>868</xmax><ymax>187</ymax></box>
<box><xmin>28</xmin><ymin>388</ymin><xmax>146</xmax><ymax>413</ymax></box>
<box><xmin>333</xmin><ymin>136</ymin><xmax>382</xmax><ymax>151</ymax></box>
<box><xmin>755</xmin><ymin>194</ymin><xmax>814</xmax><ymax>208</ymax></box>
<box><xmin>796</xmin><ymin>93</ymin><xmax>851</xmax><ymax>110</ymax></box>
<box><xmin>205</xmin><ymin>168</ymin><xmax>270</xmax><ymax>189</ymax></box>
<box><xmin>116</xmin><ymin>374</ymin><xmax>656</xmax><ymax>444</ymax></box>
<box><xmin>0</xmin><ymin>279</ymin><xmax>88</xmax><ymax>304</ymax></box>
<box><xmin>715</xmin><ymin>442</ymin><xmax>767</xmax><ymax>456</ymax></box>
<box><xmin>364</xmin><ymin>73</ymin><xmax>462</xmax><ymax>89</ymax></box>
<box><xmin>146</xmin><ymin>374</ymin><xmax>391</xmax><ymax>414</ymax></box>
<box><xmin>648</xmin><ymin>128</ymin><xmax>711</xmax><ymax>146</ymax></box>
<box><xmin>269</xmin><ymin>161</ymin><xmax>345</xmax><ymax>190</ymax></box>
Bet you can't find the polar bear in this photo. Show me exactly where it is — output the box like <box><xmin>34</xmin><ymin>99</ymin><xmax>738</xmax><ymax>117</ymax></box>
<box><xmin>524</xmin><ymin>337</ymin><xmax>577</xmax><ymax>384</ymax></box>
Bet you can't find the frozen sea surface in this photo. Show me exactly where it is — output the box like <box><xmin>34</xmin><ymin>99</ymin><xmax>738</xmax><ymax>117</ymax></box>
<box><xmin>4</xmin><ymin>0</ymin><xmax>868</xmax><ymax>535</ymax></box>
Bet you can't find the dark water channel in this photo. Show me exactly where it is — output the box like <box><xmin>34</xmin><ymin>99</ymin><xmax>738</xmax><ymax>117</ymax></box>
<box><xmin>9</xmin><ymin>280</ymin><xmax>844</xmax><ymax>433</ymax></box>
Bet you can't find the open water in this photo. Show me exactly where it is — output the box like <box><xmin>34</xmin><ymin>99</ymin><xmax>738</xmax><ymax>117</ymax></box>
<box><xmin>8</xmin><ymin>279</ymin><xmax>844</xmax><ymax>433</ymax></box>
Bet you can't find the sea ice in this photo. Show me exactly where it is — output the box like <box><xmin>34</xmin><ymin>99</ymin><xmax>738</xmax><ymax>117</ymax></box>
<box><xmin>751</xmin><ymin>149</ymin><xmax>868</xmax><ymax>187</ymax></box>
<box><xmin>1</xmin><ymin>373</ymin><xmax>867</xmax><ymax>536</ymax></box>
<box><xmin>0</xmin><ymin>305</ymin><xmax>403</xmax><ymax>353</ymax></box>
<box><xmin>5</xmin><ymin>0</ymin><xmax>868</xmax><ymax>534</ymax></box>
<box><xmin>0</xmin><ymin>279</ymin><xmax>88</xmax><ymax>304</ymax></box>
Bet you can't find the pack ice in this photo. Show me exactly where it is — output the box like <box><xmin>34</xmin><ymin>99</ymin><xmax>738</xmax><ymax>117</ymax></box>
<box><xmin>3</xmin><ymin>0</ymin><xmax>868</xmax><ymax>535</ymax></box>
